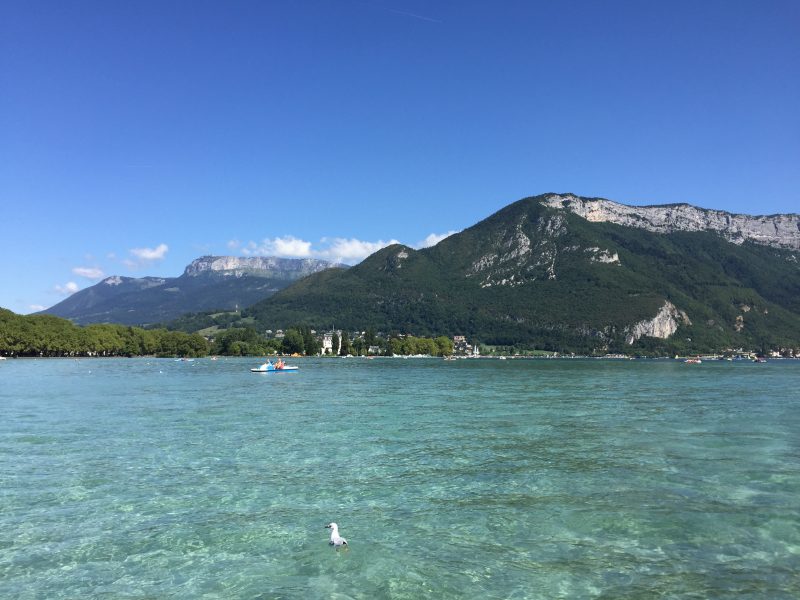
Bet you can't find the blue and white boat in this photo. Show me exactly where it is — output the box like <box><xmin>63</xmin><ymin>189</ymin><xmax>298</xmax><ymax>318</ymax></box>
<box><xmin>250</xmin><ymin>360</ymin><xmax>299</xmax><ymax>373</ymax></box>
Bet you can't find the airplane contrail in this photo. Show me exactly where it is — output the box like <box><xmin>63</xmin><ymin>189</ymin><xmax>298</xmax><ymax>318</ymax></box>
<box><xmin>352</xmin><ymin>1</ymin><xmax>442</xmax><ymax>24</ymax></box>
<box><xmin>385</xmin><ymin>7</ymin><xmax>442</xmax><ymax>23</ymax></box>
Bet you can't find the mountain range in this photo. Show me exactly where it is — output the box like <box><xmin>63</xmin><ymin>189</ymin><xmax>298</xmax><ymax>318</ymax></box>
<box><xmin>41</xmin><ymin>256</ymin><xmax>343</xmax><ymax>326</ymax></box>
<box><xmin>41</xmin><ymin>193</ymin><xmax>800</xmax><ymax>354</ymax></box>
<box><xmin>240</xmin><ymin>194</ymin><xmax>800</xmax><ymax>354</ymax></box>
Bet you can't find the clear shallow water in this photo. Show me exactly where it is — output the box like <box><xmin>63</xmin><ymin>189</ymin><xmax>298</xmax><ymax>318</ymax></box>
<box><xmin>1</xmin><ymin>357</ymin><xmax>799</xmax><ymax>599</ymax></box>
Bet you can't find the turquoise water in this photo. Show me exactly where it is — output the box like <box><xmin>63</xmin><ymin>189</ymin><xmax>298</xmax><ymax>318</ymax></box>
<box><xmin>1</xmin><ymin>357</ymin><xmax>799</xmax><ymax>599</ymax></box>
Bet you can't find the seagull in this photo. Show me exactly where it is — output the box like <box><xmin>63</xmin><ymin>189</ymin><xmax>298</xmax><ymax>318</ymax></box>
<box><xmin>325</xmin><ymin>522</ymin><xmax>348</xmax><ymax>548</ymax></box>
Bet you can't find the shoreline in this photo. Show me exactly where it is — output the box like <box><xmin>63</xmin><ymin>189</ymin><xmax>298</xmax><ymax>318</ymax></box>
<box><xmin>2</xmin><ymin>354</ymin><xmax>798</xmax><ymax>362</ymax></box>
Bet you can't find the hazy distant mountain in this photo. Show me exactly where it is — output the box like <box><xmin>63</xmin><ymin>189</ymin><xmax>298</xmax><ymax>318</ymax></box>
<box><xmin>242</xmin><ymin>194</ymin><xmax>800</xmax><ymax>354</ymax></box>
<box><xmin>41</xmin><ymin>256</ymin><xmax>344</xmax><ymax>326</ymax></box>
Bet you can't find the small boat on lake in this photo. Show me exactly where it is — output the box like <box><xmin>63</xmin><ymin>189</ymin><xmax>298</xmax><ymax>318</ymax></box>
<box><xmin>684</xmin><ymin>358</ymin><xmax>702</xmax><ymax>364</ymax></box>
<box><xmin>250</xmin><ymin>360</ymin><xmax>299</xmax><ymax>373</ymax></box>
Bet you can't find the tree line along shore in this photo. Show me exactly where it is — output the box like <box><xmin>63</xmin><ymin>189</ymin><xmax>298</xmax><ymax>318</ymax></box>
<box><xmin>0</xmin><ymin>309</ymin><xmax>208</xmax><ymax>357</ymax></box>
<box><xmin>0</xmin><ymin>309</ymin><xmax>454</xmax><ymax>358</ymax></box>
<box><xmin>8</xmin><ymin>307</ymin><xmax>792</xmax><ymax>359</ymax></box>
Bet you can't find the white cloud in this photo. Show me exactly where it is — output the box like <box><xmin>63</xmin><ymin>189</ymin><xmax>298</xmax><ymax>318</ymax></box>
<box><xmin>72</xmin><ymin>266</ymin><xmax>105</xmax><ymax>280</ymax></box>
<box><xmin>130</xmin><ymin>243</ymin><xmax>169</xmax><ymax>261</ymax></box>
<box><xmin>55</xmin><ymin>281</ymin><xmax>80</xmax><ymax>296</ymax></box>
<box><xmin>235</xmin><ymin>230</ymin><xmax>459</xmax><ymax>264</ymax></box>
<box><xmin>238</xmin><ymin>235</ymin><xmax>400</xmax><ymax>264</ymax></box>
<box><xmin>123</xmin><ymin>243</ymin><xmax>169</xmax><ymax>270</ymax></box>
<box><xmin>242</xmin><ymin>236</ymin><xmax>313</xmax><ymax>258</ymax></box>
<box><xmin>274</xmin><ymin>236</ymin><xmax>312</xmax><ymax>257</ymax></box>
<box><xmin>417</xmin><ymin>230</ymin><xmax>458</xmax><ymax>248</ymax></box>
<box><xmin>29</xmin><ymin>304</ymin><xmax>45</xmax><ymax>312</ymax></box>
<box><xmin>318</xmin><ymin>237</ymin><xmax>400</xmax><ymax>263</ymax></box>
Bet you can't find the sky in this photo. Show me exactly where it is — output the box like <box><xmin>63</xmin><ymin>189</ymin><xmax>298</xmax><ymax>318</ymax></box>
<box><xmin>1</xmin><ymin>0</ymin><xmax>798</xmax><ymax>315</ymax></box>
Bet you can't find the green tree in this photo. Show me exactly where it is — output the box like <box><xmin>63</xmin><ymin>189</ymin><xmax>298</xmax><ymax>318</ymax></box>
<box><xmin>0</xmin><ymin>308</ymin><xmax>209</xmax><ymax>358</ymax></box>
<box><xmin>175</xmin><ymin>332</ymin><xmax>210</xmax><ymax>357</ymax></box>
<box><xmin>331</xmin><ymin>332</ymin><xmax>339</xmax><ymax>356</ymax></box>
<box><xmin>339</xmin><ymin>331</ymin><xmax>351</xmax><ymax>356</ymax></box>
<box><xmin>435</xmin><ymin>336</ymin><xmax>453</xmax><ymax>357</ymax></box>
<box><xmin>84</xmin><ymin>324</ymin><xmax>125</xmax><ymax>356</ymax></box>
<box><xmin>212</xmin><ymin>327</ymin><xmax>264</xmax><ymax>356</ymax></box>
<box><xmin>416</xmin><ymin>337</ymin><xmax>437</xmax><ymax>356</ymax></box>
<box><xmin>296</xmin><ymin>325</ymin><xmax>320</xmax><ymax>355</ymax></box>
<box><xmin>281</xmin><ymin>329</ymin><xmax>305</xmax><ymax>355</ymax></box>
<box><xmin>389</xmin><ymin>337</ymin><xmax>404</xmax><ymax>356</ymax></box>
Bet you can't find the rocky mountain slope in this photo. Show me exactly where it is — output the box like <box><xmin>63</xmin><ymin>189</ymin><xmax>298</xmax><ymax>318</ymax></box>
<box><xmin>243</xmin><ymin>194</ymin><xmax>800</xmax><ymax>354</ymax></box>
<box><xmin>182</xmin><ymin>256</ymin><xmax>337</xmax><ymax>278</ymax></box>
<box><xmin>543</xmin><ymin>194</ymin><xmax>800</xmax><ymax>249</ymax></box>
<box><xmin>42</xmin><ymin>256</ymin><xmax>343</xmax><ymax>326</ymax></box>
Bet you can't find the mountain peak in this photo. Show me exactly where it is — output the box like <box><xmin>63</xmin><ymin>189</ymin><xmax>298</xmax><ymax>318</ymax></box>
<box><xmin>356</xmin><ymin>244</ymin><xmax>417</xmax><ymax>274</ymax></box>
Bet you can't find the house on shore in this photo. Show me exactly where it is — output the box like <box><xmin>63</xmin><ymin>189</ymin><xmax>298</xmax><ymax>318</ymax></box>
<box><xmin>453</xmin><ymin>335</ymin><xmax>479</xmax><ymax>356</ymax></box>
<box><xmin>322</xmin><ymin>331</ymin><xmax>342</xmax><ymax>355</ymax></box>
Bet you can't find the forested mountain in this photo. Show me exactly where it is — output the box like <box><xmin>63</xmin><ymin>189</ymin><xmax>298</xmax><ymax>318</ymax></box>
<box><xmin>242</xmin><ymin>194</ymin><xmax>800</xmax><ymax>354</ymax></box>
<box><xmin>41</xmin><ymin>256</ymin><xmax>343</xmax><ymax>326</ymax></box>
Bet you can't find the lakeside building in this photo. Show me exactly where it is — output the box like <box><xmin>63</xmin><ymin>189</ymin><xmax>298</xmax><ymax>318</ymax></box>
<box><xmin>322</xmin><ymin>331</ymin><xmax>342</xmax><ymax>355</ymax></box>
<box><xmin>453</xmin><ymin>335</ymin><xmax>479</xmax><ymax>356</ymax></box>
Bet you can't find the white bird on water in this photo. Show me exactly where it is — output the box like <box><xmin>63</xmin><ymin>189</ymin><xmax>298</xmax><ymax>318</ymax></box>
<box><xmin>325</xmin><ymin>522</ymin><xmax>348</xmax><ymax>548</ymax></box>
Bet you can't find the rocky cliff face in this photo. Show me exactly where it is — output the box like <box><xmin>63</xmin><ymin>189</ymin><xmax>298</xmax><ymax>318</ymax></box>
<box><xmin>101</xmin><ymin>276</ymin><xmax>166</xmax><ymax>289</ymax></box>
<box><xmin>625</xmin><ymin>301</ymin><xmax>692</xmax><ymax>345</ymax></box>
<box><xmin>468</xmin><ymin>213</ymin><xmax>564</xmax><ymax>287</ymax></box>
<box><xmin>543</xmin><ymin>194</ymin><xmax>800</xmax><ymax>250</ymax></box>
<box><xmin>183</xmin><ymin>256</ymin><xmax>341</xmax><ymax>278</ymax></box>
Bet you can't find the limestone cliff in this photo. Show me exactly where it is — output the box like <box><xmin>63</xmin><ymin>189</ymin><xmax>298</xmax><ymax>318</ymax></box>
<box><xmin>544</xmin><ymin>194</ymin><xmax>800</xmax><ymax>250</ymax></box>
<box><xmin>625</xmin><ymin>301</ymin><xmax>692</xmax><ymax>345</ymax></box>
<box><xmin>467</xmin><ymin>213</ymin><xmax>565</xmax><ymax>287</ymax></box>
<box><xmin>183</xmin><ymin>256</ymin><xmax>341</xmax><ymax>278</ymax></box>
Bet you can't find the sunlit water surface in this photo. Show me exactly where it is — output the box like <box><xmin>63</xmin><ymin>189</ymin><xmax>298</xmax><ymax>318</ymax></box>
<box><xmin>1</xmin><ymin>357</ymin><xmax>799</xmax><ymax>598</ymax></box>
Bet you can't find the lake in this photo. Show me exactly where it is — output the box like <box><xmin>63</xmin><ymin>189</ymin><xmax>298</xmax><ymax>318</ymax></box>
<box><xmin>1</xmin><ymin>357</ymin><xmax>799</xmax><ymax>598</ymax></box>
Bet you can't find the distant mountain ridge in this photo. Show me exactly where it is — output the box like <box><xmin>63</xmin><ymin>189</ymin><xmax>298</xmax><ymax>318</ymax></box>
<box><xmin>182</xmin><ymin>255</ymin><xmax>336</xmax><ymax>277</ymax></box>
<box><xmin>41</xmin><ymin>256</ymin><xmax>343</xmax><ymax>326</ymax></box>
<box><xmin>240</xmin><ymin>193</ymin><xmax>800</xmax><ymax>354</ymax></box>
<box><xmin>543</xmin><ymin>194</ymin><xmax>800</xmax><ymax>249</ymax></box>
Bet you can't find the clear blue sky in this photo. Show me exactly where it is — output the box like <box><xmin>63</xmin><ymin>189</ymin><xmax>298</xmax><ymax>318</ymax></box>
<box><xmin>2</xmin><ymin>0</ymin><xmax>798</xmax><ymax>314</ymax></box>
